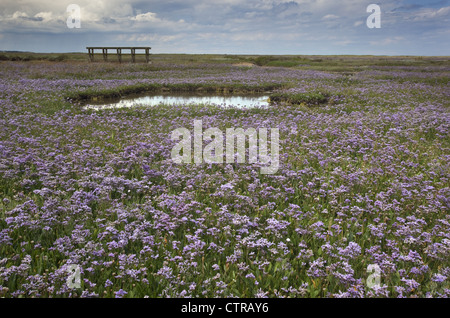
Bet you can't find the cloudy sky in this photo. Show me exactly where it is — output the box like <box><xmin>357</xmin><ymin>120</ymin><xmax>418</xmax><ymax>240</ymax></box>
<box><xmin>0</xmin><ymin>0</ymin><xmax>448</xmax><ymax>55</ymax></box>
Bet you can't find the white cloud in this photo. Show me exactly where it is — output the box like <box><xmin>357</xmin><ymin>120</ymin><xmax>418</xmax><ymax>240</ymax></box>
<box><xmin>334</xmin><ymin>40</ymin><xmax>354</xmax><ymax>46</ymax></box>
<box><xmin>12</xmin><ymin>11</ymin><xmax>29</xmax><ymax>19</ymax></box>
<box><xmin>35</xmin><ymin>12</ymin><xmax>53</xmax><ymax>21</ymax></box>
<box><xmin>370</xmin><ymin>36</ymin><xmax>405</xmax><ymax>46</ymax></box>
<box><xmin>0</xmin><ymin>0</ymin><xmax>448</xmax><ymax>55</ymax></box>
<box><xmin>322</xmin><ymin>14</ymin><xmax>339</xmax><ymax>20</ymax></box>
<box><xmin>132</xmin><ymin>12</ymin><xmax>157</xmax><ymax>22</ymax></box>
<box><xmin>410</xmin><ymin>6</ymin><xmax>450</xmax><ymax>21</ymax></box>
<box><xmin>117</xmin><ymin>33</ymin><xmax>183</xmax><ymax>43</ymax></box>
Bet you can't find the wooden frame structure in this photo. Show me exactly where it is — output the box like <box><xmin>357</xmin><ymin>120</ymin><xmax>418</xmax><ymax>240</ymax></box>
<box><xmin>86</xmin><ymin>47</ymin><xmax>151</xmax><ymax>63</ymax></box>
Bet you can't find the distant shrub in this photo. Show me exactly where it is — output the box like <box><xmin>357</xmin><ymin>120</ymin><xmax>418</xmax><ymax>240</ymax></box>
<box><xmin>253</xmin><ymin>56</ymin><xmax>277</xmax><ymax>66</ymax></box>
<box><xmin>253</xmin><ymin>56</ymin><xmax>309</xmax><ymax>68</ymax></box>
<box><xmin>0</xmin><ymin>54</ymin><xmax>9</xmax><ymax>61</ymax></box>
<box><xmin>266</xmin><ymin>60</ymin><xmax>300</xmax><ymax>67</ymax></box>
<box><xmin>22</xmin><ymin>55</ymin><xmax>34</xmax><ymax>61</ymax></box>
<box><xmin>48</xmin><ymin>55</ymin><xmax>67</xmax><ymax>62</ymax></box>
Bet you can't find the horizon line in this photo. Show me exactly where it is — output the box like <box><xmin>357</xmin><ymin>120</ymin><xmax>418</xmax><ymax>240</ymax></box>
<box><xmin>1</xmin><ymin>50</ymin><xmax>450</xmax><ymax>58</ymax></box>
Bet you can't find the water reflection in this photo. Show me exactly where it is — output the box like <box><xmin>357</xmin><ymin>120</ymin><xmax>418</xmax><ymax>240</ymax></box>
<box><xmin>84</xmin><ymin>93</ymin><xmax>270</xmax><ymax>110</ymax></box>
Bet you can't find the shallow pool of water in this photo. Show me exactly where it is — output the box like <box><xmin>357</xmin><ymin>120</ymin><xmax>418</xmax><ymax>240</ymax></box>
<box><xmin>84</xmin><ymin>93</ymin><xmax>271</xmax><ymax>110</ymax></box>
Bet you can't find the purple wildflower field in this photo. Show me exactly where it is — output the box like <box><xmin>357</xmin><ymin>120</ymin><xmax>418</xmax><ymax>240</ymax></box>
<box><xmin>0</xmin><ymin>57</ymin><xmax>449</xmax><ymax>298</ymax></box>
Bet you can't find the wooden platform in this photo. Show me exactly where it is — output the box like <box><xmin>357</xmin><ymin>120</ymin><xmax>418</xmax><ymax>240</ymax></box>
<box><xmin>86</xmin><ymin>47</ymin><xmax>151</xmax><ymax>63</ymax></box>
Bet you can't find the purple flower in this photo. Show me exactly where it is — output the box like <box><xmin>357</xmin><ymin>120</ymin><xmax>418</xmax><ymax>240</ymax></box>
<box><xmin>114</xmin><ymin>289</ymin><xmax>128</xmax><ymax>298</ymax></box>
<box><xmin>105</xmin><ymin>279</ymin><xmax>113</xmax><ymax>288</ymax></box>
<box><xmin>432</xmin><ymin>274</ymin><xmax>447</xmax><ymax>283</ymax></box>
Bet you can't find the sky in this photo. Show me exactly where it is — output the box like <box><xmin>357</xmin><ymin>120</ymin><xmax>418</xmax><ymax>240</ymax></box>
<box><xmin>0</xmin><ymin>0</ymin><xmax>449</xmax><ymax>55</ymax></box>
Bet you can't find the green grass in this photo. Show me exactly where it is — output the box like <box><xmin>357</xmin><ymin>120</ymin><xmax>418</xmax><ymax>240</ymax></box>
<box><xmin>4</xmin><ymin>52</ymin><xmax>449</xmax><ymax>71</ymax></box>
<box><xmin>269</xmin><ymin>91</ymin><xmax>330</xmax><ymax>105</ymax></box>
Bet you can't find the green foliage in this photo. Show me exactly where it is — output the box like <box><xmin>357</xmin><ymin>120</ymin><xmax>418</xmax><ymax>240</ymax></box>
<box><xmin>67</xmin><ymin>82</ymin><xmax>285</xmax><ymax>104</ymax></box>
<box><xmin>252</xmin><ymin>56</ymin><xmax>311</xmax><ymax>67</ymax></box>
<box><xmin>48</xmin><ymin>55</ymin><xmax>67</xmax><ymax>62</ymax></box>
<box><xmin>269</xmin><ymin>91</ymin><xmax>330</xmax><ymax>105</ymax></box>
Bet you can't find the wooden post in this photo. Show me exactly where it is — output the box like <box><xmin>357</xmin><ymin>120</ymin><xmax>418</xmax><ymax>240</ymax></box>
<box><xmin>131</xmin><ymin>48</ymin><xmax>136</xmax><ymax>63</ymax></box>
<box><xmin>145</xmin><ymin>48</ymin><xmax>150</xmax><ymax>63</ymax></box>
<box><xmin>88</xmin><ymin>48</ymin><xmax>94</xmax><ymax>62</ymax></box>
<box><xmin>117</xmin><ymin>48</ymin><xmax>122</xmax><ymax>63</ymax></box>
<box><xmin>102</xmin><ymin>48</ymin><xmax>108</xmax><ymax>61</ymax></box>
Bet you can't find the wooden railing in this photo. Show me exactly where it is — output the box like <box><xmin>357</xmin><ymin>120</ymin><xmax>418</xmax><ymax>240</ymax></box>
<box><xmin>86</xmin><ymin>47</ymin><xmax>151</xmax><ymax>63</ymax></box>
